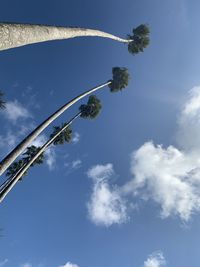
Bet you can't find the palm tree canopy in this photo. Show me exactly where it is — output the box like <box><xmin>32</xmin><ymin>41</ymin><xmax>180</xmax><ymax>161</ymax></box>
<box><xmin>23</xmin><ymin>145</ymin><xmax>44</xmax><ymax>165</ymax></box>
<box><xmin>0</xmin><ymin>90</ymin><xmax>6</xmax><ymax>109</ymax></box>
<box><xmin>127</xmin><ymin>24</ymin><xmax>150</xmax><ymax>55</ymax></box>
<box><xmin>50</xmin><ymin>125</ymin><xmax>72</xmax><ymax>145</ymax></box>
<box><xmin>6</xmin><ymin>159</ymin><xmax>27</xmax><ymax>179</ymax></box>
<box><xmin>6</xmin><ymin>145</ymin><xmax>44</xmax><ymax>180</ymax></box>
<box><xmin>79</xmin><ymin>95</ymin><xmax>102</xmax><ymax>119</ymax></box>
<box><xmin>109</xmin><ymin>67</ymin><xmax>130</xmax><ymax>92</ymax></box>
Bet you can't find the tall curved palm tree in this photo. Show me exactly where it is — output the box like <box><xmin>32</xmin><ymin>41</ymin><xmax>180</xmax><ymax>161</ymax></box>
<box><xmin>0</xmin><ymin>91</ymin><xmax>6</xmax><ymax>109</ymax></box>
<box><xmin>0</xmin><ymin>95</ymin><xmax>102</xmax><ymax>202</ymax></box>
<box><xmin>0</xmin><ymin>67</ymin><xmax>129</xmax><ymax>176</ymax></box>
<box><xmin>0</xmin><ymin>22</ymin><xmax>149</xmax><ymax>55</ymax></box>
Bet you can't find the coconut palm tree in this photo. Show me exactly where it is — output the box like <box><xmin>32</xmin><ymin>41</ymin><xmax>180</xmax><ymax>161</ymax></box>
<box><xmin>0</xmin><ymin>91</ymin><xmax>6</xmax><ymax>109</ymax></box>
<box><xmin>0</xmin><ymin>67</ymin><xmax>129</xmax><ymax>176</ymax></box>
<box><xmin>0</xmin><ymin>95</ymin><xmax>102</xmax><ymax>202</ymax></box>
<box><xmin>0</xmin><ymin>22</ymin><xmax>149</xmax><ymax>54</ymax></box>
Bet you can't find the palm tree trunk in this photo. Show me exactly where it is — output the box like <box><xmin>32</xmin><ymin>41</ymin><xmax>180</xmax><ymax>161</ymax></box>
<box><xmin>0</xmin><ymin>23</ymin><xmax>130</xmax><ymax>51</ymax></box>
<box><xmin>0</xmin><ymin>81</ymin><xmax>111</xmax><ymax>176</ymax></box>
<box><xmin>0</xmin><ymin>112</ymin><xmax>81</xmax><ymax>203</ymax></box>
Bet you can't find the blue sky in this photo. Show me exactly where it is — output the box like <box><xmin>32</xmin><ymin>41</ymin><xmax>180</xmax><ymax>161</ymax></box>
<box><xmin>1</xmin><ymin>0</ymin><xmax>200</xmax><ymax>266</ymax></box>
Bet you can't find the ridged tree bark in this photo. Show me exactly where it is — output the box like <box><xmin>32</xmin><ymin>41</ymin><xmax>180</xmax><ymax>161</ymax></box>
<box><xmin>0</xmin><ymin>81</ymin><xmax>111</xmax><ymax>175</ymax></box>
<box><xmin>0</xmin><ymin>112</ymin><xmax>81</xmax><ymax>202</ymax></box>
<box><xmin>0</xmin><ymin>23</ymin><xmax>131</xmax><ymax>51</ymax></box>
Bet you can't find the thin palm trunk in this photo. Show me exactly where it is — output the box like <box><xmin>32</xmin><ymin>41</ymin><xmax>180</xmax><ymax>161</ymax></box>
<box><xmin>0</xmin><ymin>23</ymin><xmax>131</xmax><ymax>51</ymax></box>
<box><xmin>0</xmin><ymin>112</ymin><xmax>81</xmax><ymax>203</ymax></box>
<box><xmin>0</xmin><ymin>81</ymin><xmax>111</xmax><ymax>176</ymax></box>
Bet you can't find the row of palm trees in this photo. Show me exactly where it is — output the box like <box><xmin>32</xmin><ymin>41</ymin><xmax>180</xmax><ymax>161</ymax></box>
<box><xmin>0</xmin><ymin>94</ymin><xmax>103</xmax><ymax>202</ymax></box>
<box><xmin>0</xmin><ymin>22</ymin><xmax>150</xmax><ymax>203</ymax></box>
<box><xmin>0</xmin><ymin>67</ymin><xmax>129</xmax><ymax>201</ymax></box>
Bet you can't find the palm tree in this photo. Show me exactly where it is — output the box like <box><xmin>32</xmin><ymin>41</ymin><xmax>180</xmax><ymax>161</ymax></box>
<box><xmin>127</xmin><ymin>24</ymin><xmax>150</xmax><ymax>55</ymax></box>
<box><xmin>79</xmin><ymin>95</ymin><xmax>102</xmax><ymax>119</ymax></box>
<box><xmin>50</xmin><ymin>125</ymin><xmax>72</xmax><ymax>145</ymax></box>
<box><xmin>0</xmin><ymin>91</ymin><xmax>6</xmax><ymax>109</ymax></box>
<box><xmin>6</xmin><ymin>145</ymin><xmax>44</xmax><ymax>181</ymax></box>
<box><xmin>0</xmin><ymin>22</ymin><xmax>149</xmax><ymax>54</ymax></box>
<box><xmin>23</xmin><ymin>146</ymin><xmax>44</xmax><ymax>165</ymax></box>
<box><xmin>0</xmin><ymin>67</ymin><xmax>129</xmax><ymax>176</ymax></box>
<box><xmin>0</xmin><ymin>95</ymin><xmax>102</xmax><ymax>202</ymax></box>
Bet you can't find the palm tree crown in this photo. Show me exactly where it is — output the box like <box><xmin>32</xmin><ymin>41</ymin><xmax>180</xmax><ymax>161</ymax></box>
<box><xmin>6</xmin><ymin>145</ymin><xmax>44</xmax><ymax>179</ymax></box>
<box><xmin>50</xmin><ymin>125</ymin><xmax>73</xmax><ymax>145</ymax></box>
<box><xmin>109</xmin><ymin>67</ymin><xmax>130</xmax><ymax>92</ymax></box>
<box><xmin>79</xmin><ymin>95</ymin><xmax>102</xmax><ymax>119</ymax></box>
<box><xmin>0</xmin><ymin>91</ymin><xmax>6</xmax><ymax>109</ymax></box>
<box><xmin>23</xmin><ymin>146</ymin><xmax>44</xmax><ymax>166</ymax></box>
<box><xmin>127</xmin><ymin>24</ymin><xmax>150</xmax><ymax>55</ymax></box>
<box><xmin>6</xmin><ymin>159</ymin><xmax>27</xmax><ymax>179</ymax></box>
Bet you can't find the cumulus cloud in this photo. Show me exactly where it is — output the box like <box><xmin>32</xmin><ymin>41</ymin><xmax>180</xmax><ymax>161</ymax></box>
<box><xmin>87</xmin><ymin>164</ymin><xmax>127</xmax><ymax>226</ymax></box>
<box><xmin>123</xmin><ymin>86</ymin><xmax>200</xmax><ymax>221</ymax></box>
<box><xmin>87</xmin><ymin>86</ymin><xmax>200</xmax><ymax>225</ymax></box>
<box><xmin>58</xmin><ymin>262</ymin><xmax>78</xmax><ymax>267</ymax></box>
<box><xmin>143</xmin><ymin>252</ymin><xmax>166</xmax><ymax>267</ymax></box>
<box><xmin>3</xmin><ymin>100</ymin><xmax>31</xmax><ymax>123</ymax></box>
<box><xmin>124</xmin><ymin>142</ymin><xmax>200</xmax><ymax>221</ymax></box>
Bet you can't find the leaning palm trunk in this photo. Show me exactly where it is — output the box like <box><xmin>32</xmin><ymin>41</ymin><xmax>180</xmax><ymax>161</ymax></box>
<box><xmin>0</xmin><ymin>112</ymin><xmax>81</xmax><ymax>203</ymax></box>
<box><xmin>0</xmin><ymin>81</ymin><xmax>111</xmax><ymax>175</ymax></box>
<box><xmin>0</xmin><ymin>23</ymin><xmax>130</xmax><ymax>51</ymax></box>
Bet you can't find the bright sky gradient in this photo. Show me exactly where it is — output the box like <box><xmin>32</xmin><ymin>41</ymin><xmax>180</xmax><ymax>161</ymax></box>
<box><xmin>1</xmin><ymin>0</ymin><xmax>200</xmax><ymax>266</ymax></box>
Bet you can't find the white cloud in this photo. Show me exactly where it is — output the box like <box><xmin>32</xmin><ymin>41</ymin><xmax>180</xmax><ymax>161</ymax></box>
<box><xmin>144</xmin><ymin>252</ymin><xmax>166</xmax><ymax>267</ymax></box>
<box><xmin>0</xmin><ymin>259</ymin><xmax>8</xmax><ymax>267</ymax></box>
<box><xmin>87</xmin><ymin>163</ymin><xmax>114</xmax><ymax>182</ymax></box>
<box><xmin>72</xmin><ymin>159</ymin><xmax>82</xmax><ymax>169</ymax></box>
<box><xmin>125</xmin><ymin>142</ymin><xmax>200</xmax><ymax>221</ymax></box>
<box><xmin>3</xmin><ymin>100</ymin><xmax>31</xmax><ymax>123</ymax></box>
<box><xmin>123</xmin><ymin>86</ymin><xmax>200</xmax><ymax>221</ymax></box>
<box><xmin>177</xmin><ymin>86</ymin><xmax>200</xmax><ymax>151</ymax></box>
<box><xmin>87</xmin><ymin>164</ymin><xmax>127</xmax><ymax>226</ymax></box>
<box><xmin>58</xmin><ymin>262</ymin><xmax>78</xmax><ymax>267</ymax></box>
<box><xmin>72</xmin><ymin>132</ymin><xmax>80</xmax><ymax>144</ymax></box>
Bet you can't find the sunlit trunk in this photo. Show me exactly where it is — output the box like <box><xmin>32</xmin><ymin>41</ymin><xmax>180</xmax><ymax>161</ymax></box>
<box><xmin>0</xmin><ymin>23</ymin><xmax>130</xmax><ymax>51</ymax></box>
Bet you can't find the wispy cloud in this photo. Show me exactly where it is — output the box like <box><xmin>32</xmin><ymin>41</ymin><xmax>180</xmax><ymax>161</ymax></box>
<box><xmin>3</xmin><ymin>100</ymin><xmax>32</xmax><ymax>123</ymax></box>
<box><xmin>87</xmin><ymin>164</ymin><xmax>127</xmax><ymax>226</ymax></box>
<box><xmin>72</xmin><ymin>132</ymin><xmax>80</xmax><ymax>144</ymax></box>
<box><xmin>58</xmin><ymin>262</ymin><xmax>78</xmax><ymax>267</ymax></box>
<box><xmin>0</xmin><ymin>131</ymin><xmax>18</xmax><ymax>150</ymax></box>
<box><xmin>72</xmin><ymin>159</ymin><xmax>82</xmax><ymax>169</ymax></box>
<box><xmin>143</xmin><ymin>252</ymin><xmax>166</xmax><ymax>267</ymax></box>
